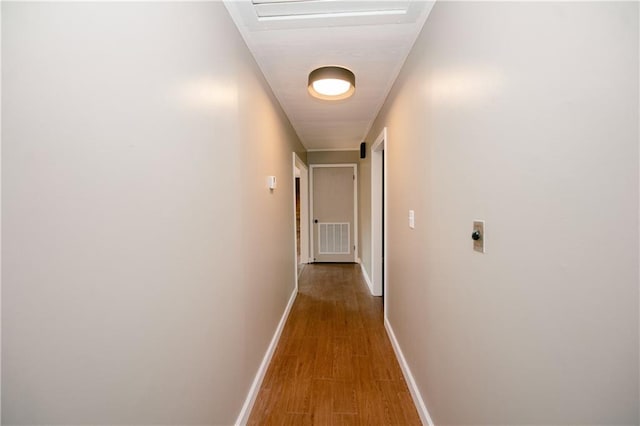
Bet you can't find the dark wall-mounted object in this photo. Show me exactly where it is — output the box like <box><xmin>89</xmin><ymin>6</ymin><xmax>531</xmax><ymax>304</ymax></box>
<box><xmin>360</xmin><ymin>142</ymin><xmax>366</xmax><ymax>159</ymax></box>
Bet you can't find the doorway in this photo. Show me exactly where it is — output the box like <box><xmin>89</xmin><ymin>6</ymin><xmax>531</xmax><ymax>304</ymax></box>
<box><xmin>371</xmin><ymin>128</ymin><xmax>387</xmax><ymax>304</ymax></box>
<box><xmin>310</xmin><ymin>164</ymin><xmax>358</xmax><ymax>263</ymax></box>
<box><xmin>293</xmin><ymin>154</ymin><xmax>309</xmax><ymax>282</ymax></box>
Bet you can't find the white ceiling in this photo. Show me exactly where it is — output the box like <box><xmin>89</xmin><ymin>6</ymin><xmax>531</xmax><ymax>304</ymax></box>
<box><xmin>223</xmin><ymin>0</ymin><xmax>434</xmax><ymax>151</ymax></box>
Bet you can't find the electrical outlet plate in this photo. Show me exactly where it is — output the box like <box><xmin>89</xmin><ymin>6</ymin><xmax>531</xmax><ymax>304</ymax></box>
<box><xmin>473</xmin><ymin>220</ymin><xmax>485</xmax><ymax>253</ymax></box>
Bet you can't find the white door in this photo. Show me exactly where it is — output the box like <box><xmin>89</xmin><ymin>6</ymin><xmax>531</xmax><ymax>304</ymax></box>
<box><xmin>311</xmin><ymin>165</ymin><xmax>357</xmax><ymax>263</ymax></box>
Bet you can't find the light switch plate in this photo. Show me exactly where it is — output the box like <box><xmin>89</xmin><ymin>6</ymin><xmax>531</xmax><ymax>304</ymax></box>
<box><xmin>409</xmin><ymin>210</ymin><xmax>415</xmax><ymax>229</ymax></box>
<box><xmin>473</xmin><ymin>220</ymin><xmax>485</xmax><ymax>253</ymax></box>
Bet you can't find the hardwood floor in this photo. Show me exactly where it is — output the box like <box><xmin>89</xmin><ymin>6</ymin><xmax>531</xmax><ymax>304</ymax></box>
<box><xmin>248</xmin><ymin>263</ymin><xmax>421</xmax><ymax>425</ymax></box>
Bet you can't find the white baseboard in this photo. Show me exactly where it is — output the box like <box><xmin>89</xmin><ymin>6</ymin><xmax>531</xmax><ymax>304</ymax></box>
<box><xmin>235</xmin><ymin>289</ymin><xmax>297</xmax><ymax>425</ymax></box>
<box><xmin>360</xmin><ymin>263</ymin><xmax>374</xmax><ymax>295</ymax></box>
<box><xmin>384</xmin><ymin>318</ymin><xmax>434</xmax><ymax>426</ymax></box>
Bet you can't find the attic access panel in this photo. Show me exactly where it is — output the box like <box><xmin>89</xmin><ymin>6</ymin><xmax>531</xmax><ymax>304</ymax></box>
<box><xmin>252</xmin><ymin>0</ymin><xmax>411</xmax><ymax>20</ymax></box>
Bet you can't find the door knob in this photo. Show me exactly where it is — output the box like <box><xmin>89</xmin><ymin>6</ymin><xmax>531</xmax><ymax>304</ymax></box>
<box><xmin>314</xmin><ymin>219</ymin><xmax>318</xmax><ymax>223</ymax></box>
<box><xmin>471</xmin><ymin>230</ymin><xmax>481</xmax><ymax>241</ymax></box>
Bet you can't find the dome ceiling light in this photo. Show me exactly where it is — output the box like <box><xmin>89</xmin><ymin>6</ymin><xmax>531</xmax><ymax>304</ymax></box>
<box><xmin>308</xmin><ymin>66</ymin><xmax>355</xmax><ymax>101</ymax></box>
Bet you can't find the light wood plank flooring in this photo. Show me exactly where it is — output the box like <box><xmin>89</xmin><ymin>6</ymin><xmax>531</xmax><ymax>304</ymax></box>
<box><xmin>248</xmin><ymin>263</ymin><xmax>421</xmax><ymax>425</ymax></box>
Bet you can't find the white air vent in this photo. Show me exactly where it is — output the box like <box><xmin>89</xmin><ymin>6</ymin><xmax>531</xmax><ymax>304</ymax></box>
<box><xmin>252</xmin><ymin>0</ymin><xmax>410</xmax><ymax>21</ymax></box>
<box><xmin>318</xmin><ymin>223</ymin><xmax>350</xmax><ymax>255</ymax></box>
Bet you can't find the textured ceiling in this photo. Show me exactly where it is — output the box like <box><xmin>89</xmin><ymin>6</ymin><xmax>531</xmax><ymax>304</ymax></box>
<box><xmin>224</xmin><ymin>0</ymin><xmax>434</xmax><ymax>151</ymax></box>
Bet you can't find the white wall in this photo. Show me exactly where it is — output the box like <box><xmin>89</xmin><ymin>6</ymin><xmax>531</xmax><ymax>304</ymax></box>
<box><xmin>362</xmin><ymin>2</ymin><xmax>639</xmax><ymax>424</ymax></box>
<box><xmin>2</xmin><ymin>2</ymin><xmax>305</xmax><ymax>424</ymax></box>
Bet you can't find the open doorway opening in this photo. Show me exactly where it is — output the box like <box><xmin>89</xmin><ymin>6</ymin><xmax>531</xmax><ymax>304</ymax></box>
<box><xmin>293</xmin><ymin>154</ymin><xmax>309</xmax><ymax>283</ymax></box>
<box><xmin>295</xmin><ymin>176</ymin><xmax>301</xmax><ymax>262</ymax></box>
<box><xmin>371</xmin><ymin>128</ymin><xmax>387</xmax><ymax>308</ymax></box>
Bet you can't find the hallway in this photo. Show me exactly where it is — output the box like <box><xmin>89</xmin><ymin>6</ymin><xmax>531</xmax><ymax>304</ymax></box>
<box><xmin>3</xmin><ymin>2</ymin><xmax>638</xmax><ymax>424</ymax></box>
<box><xmin>248</xmin><ymin>264</ymin><xmax>421</xmax><ymax>425</ymax></box>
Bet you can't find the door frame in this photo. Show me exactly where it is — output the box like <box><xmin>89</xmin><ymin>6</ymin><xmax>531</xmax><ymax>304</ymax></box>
<box><xmin>371</xmin><ymin>128</ymin><xmax>387</xmax><ymax>302</ymax></box>
<box><xmin>309</xmin><ymin>163</ymin><xmax>358</xmax><ymax>263</ymax></box>
<box><xmin>293</xmin><ymin>153</ymin><xmax>309</xmax><ymax>289</ymax></box>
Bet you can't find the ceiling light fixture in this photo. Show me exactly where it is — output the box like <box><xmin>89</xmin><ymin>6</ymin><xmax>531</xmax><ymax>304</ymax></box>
<box><xmin>308</xmin><ymin>66</ymin><xmax>355</xmax><ymax>101</ymax></box>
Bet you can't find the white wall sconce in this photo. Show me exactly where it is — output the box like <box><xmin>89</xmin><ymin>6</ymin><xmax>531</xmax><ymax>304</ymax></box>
<box><xmin>267</xmin><ymin>176</ymin><xmax>277</xmax><ymax>190</ymax></box>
